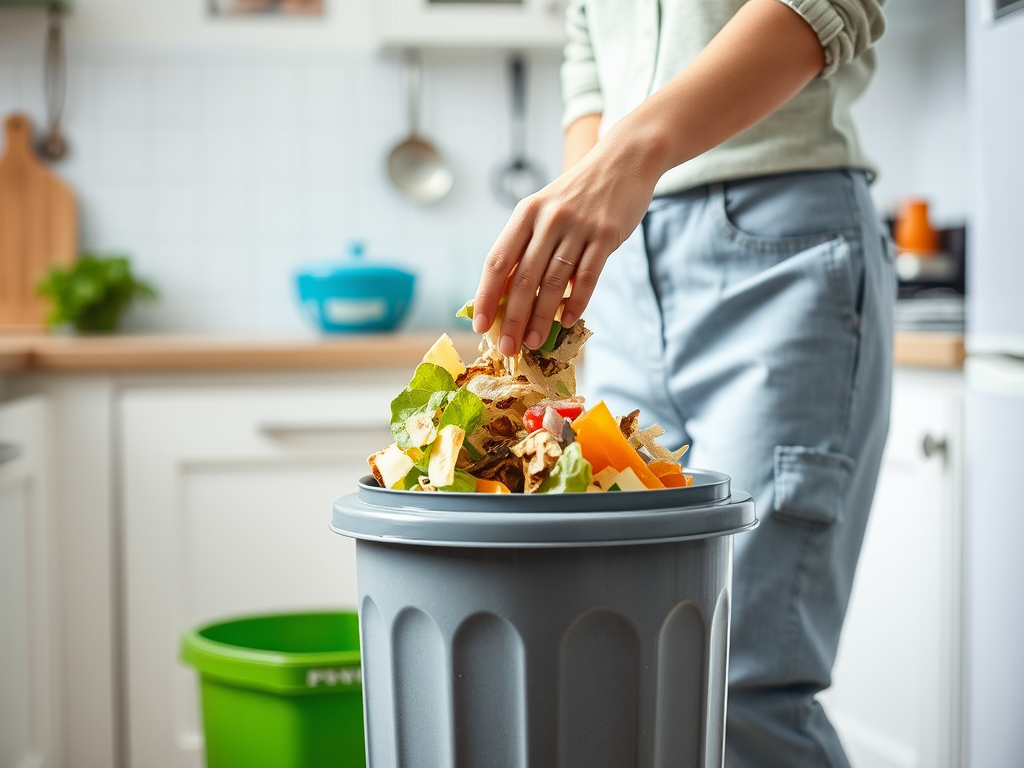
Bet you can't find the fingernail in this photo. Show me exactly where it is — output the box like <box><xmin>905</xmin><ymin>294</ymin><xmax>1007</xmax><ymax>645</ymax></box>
<box><xmin>561</xmin><ymin>312</ymin><xmax>576</xmax><ymax>327</ymax></box>
<box><xmin>472</xmin><ymin>313</ymin><xmax>490</xmax><ymax>333</ymax></box>
<box><xmin>524</xmin><ymin>329</ymin><xmax>542</xmax><ymax>349</ymax></box>
<box><xmin>499</xmin><ymin>334</ymin><xmax>518</xmax><ymax>356</ymax></box>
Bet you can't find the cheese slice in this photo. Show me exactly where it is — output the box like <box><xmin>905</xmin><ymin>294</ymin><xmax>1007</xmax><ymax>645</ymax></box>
<box><xmin>592</xmin><ymin>466</ymin><xmax>620</xmax><ymax>491</ymax></box>
<box><xmin>368</xmin><ymin>443</ymin><xmax>415</xmax><ymax>489</ymax></box>
<box><xmin>422</xmin><ymin>333</ymin><xmax>466</xmax><ymax>379</ymax></box>
<box><xmin>428</xmin><ymin>424</ymin><xmax>465</xmax><ymax>488</ymax></box>
<box><xmin>610</xmin><ymin>467</ymin><xmax>647</xmax><ymax>492</ymax></box>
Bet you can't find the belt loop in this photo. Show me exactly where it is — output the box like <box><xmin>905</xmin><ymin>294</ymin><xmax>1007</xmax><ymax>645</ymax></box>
<box><xmin>708</xmin><ymin>182</ymin><xmax>726</xmax><ymax>229</ymax></box>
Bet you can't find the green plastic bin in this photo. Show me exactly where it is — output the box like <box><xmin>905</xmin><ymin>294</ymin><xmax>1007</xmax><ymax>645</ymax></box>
<box><xmin>180</xmin><ymin>611</ymin><xmax>365</xmax><ymax>768</ymax></box>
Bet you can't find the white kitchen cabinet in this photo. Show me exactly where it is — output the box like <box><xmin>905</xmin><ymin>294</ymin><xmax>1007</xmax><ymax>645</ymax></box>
<box><xmin>373</xmin><ymin>0</ymin><xmax>567</xmax><ymax>49</ymax></box>
<box><xmin>0</xmin><ymin>395</ymin><xmax>59</xmax><ymax>768</ymax></box>
<box><xmin>819</xmin><ymin>369</ymin><xmax>964</xmax><ymax>768</ymax></box>
<box><xmin>117</xmin><ymin>371</ymin><xmax>405</xmax><ymax>768</ymax></box>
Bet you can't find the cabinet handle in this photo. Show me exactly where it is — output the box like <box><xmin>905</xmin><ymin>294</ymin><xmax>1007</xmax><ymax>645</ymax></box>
<box><xmin>922</xmin><ymin>434</ymin><xmax>947</xmax><ymax>460</ymax></box>
<box><xmin>259</xmin><ymin>423</ymin><xmax>376</xmax><ymax>437</ymax></box>
<box><xmin>0</xmin><ymin>442</ymin><xmax>22</xmax><ymax>466</ymax></box>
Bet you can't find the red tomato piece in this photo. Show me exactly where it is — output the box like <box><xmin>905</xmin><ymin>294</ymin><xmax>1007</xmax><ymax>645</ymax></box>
<box><xmin>523</xmin><ymin>399</ymin><xmax>586</xmax><ymax>433</ymax></box>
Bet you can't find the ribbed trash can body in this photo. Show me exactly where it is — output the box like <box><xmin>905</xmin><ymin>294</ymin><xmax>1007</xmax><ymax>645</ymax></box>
<box><xmin>332</xmin><ymin>470</ymin><xmax>755</xmax><ymax>768</ymax></box>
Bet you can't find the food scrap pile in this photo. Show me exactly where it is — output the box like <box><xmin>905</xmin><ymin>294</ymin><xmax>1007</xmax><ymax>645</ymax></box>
<box><xmin>367</xmin><ymin>303</ymin><xmax>693</xmax><ymax>494</ymax></box>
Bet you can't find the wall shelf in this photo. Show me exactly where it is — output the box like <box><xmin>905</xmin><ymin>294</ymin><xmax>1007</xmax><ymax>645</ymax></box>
<box><xmin>0</xmin><ymin>0</ymin><xmax>72</xmax><ymax>10</ymax></box>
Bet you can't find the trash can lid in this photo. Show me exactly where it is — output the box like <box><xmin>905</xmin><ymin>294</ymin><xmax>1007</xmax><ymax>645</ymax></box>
<box><xmin>331</xmin><ymin>470</ymin><xmax>756</xmax><ymax>548</ymax></box>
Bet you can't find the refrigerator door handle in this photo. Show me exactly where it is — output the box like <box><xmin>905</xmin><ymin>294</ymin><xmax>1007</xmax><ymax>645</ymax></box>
<box><xmin>966</xmin><ymin>355</ymin><xmax>1024</xmax><ymax>398</ymax></box>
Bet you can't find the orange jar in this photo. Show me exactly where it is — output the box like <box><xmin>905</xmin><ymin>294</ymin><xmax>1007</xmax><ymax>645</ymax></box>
<box><xmin>894</xmin><ymin>199</ymin><xmax>940</xmax><ymax>254</ymax></box>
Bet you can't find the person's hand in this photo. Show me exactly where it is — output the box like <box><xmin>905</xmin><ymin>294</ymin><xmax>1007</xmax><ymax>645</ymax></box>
<box><xmin>472</xmin><ymin>132</ymin><xmax>662</xmax><ymax>356</ymax></box>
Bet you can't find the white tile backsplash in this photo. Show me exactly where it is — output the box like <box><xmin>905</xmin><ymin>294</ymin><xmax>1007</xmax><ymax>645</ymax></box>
<box><xmin>147</xmin><ymin>64</ymin><xmax>198</xmax><ymax>125</ymax></box>
<box><xmin>0</xmin><ymin>46</ymin><xmax>557</xmax><ymax>333</ymax></box>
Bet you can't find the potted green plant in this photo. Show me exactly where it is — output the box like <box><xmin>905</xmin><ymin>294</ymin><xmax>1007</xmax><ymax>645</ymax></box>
<box><xmin>37</xmin><ymin>254</ymin><xmax>157</xmax><ymax>333</ymax></box>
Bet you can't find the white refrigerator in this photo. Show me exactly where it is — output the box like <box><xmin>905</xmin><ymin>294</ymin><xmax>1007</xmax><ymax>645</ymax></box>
<box><xmin>964</xmin><ymin>1</ymin><xmax>1024</xmax><ymax>765</ymax></box>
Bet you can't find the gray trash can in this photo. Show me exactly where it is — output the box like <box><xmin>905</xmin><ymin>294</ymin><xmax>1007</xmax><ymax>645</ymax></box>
<box><xmin>332</xmin><ymin>469</ymin><xmax>755</xmax><ymax>768</ymax></box>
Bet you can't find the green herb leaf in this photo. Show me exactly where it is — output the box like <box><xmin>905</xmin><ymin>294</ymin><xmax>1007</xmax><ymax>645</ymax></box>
<box><xmin>538</xmin><ymin>442</ymin><xmax>593</xmax><ymax>493</ymax></box>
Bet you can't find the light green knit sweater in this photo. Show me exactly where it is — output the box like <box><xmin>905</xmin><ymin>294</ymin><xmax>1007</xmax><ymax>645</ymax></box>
<box><xmin>561</xmin><ymin>0</ymin><xmax>886</xmax><ymax>195</ymax></box>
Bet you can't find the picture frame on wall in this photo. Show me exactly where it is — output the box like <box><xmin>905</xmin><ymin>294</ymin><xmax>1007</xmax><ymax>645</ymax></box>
<box><xmin>209</xmin><ymin>0</ymin><xmax>324</xmax><ymax>15</ymax></box>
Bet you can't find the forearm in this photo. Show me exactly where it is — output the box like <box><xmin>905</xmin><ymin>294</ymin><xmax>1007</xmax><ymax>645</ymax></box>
<box><xmin>563</xmin><ymin>113</ymin><xmax>601</xmax><ymax>171</ymax></box>
<box><xmin>603</xmin><ymin>0</ymin><xmax>826</xmax><ymax>186</ymax></box>
<box><xmin>474</xmin><ymin>0</ymin><xmax>829</xmax><ymax>351</ymax></box>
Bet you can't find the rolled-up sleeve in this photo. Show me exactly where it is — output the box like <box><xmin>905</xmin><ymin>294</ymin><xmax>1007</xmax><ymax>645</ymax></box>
<box><xmin>776</xmin><ymin>0</ymin><xmax>886</xmax><ymax>78</ymax></box>
<box><xmin>560</xmin><ymin>0</ymin><xmax>604</xmax><ymax>129</ymax></box>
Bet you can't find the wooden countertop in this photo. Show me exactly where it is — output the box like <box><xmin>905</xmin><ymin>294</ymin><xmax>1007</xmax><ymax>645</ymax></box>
<box><xmin>0</xmin><ymin>330</ymin><xmax>965</xmax><ymax>373</ymax></box>
<box><xmin>892</xmin><ymin>332</ymin><xmax>965</xmax><ymax>370</ymax></box>
<box><xmin>0</xmin><ymin>332</ymin><xmax>484</xmax><ymax>373</ymax></box>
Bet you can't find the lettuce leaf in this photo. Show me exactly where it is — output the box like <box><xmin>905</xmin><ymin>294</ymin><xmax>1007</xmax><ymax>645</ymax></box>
<box><xmin>402</xmin><ymin>467</ymin><xmax>424</xmax><ymax>489</ymax></box>
<box><xmin>390</xmin><ymin>363</ymin><xmax>457</xmax><ymax>449</ymax></box>
<box><xmin>400</xmin><ymin>448</ymin><xmax>432</xmax><ymax>489</ymax></box>
<box><xmin>439</xmin><ymin>469</ymin><xmax>478</xmax><ymax>493</ymax></box>
<box><xmin>538</xmin><ymin>442</ymin><xmax>592</xmax><ymax>493</ymax></box>
<box><xmin>439</xmin><ymin>387</ymin><xmax>486</xmax><ymax>436</ymax></box>
<box><xmin>402</xmin><ymin>466</ymin><xmax>477</xmax><ymax>493</ymax></box>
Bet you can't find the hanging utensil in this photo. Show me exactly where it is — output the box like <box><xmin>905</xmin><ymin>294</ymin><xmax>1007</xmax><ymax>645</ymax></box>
<box><xmin>37</xmin><ymin>3</ymin><xmax>68</xmax><ymax>161</ymax></box>
<box><xmin>386</xmin><ymin>50</ymin><xmax>453</xmax><ymax>206</ymax></box>
<box><xmin>492</xmin><ymin>54</ymin><xmax>546</xmax><ymax>208</ymax></box>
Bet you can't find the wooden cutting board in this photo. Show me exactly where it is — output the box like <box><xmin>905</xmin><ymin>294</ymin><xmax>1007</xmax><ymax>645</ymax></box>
<box><xmin>0</xmin><ymin>113</ymin><xmax>77</xmax><ymax>331</ymax></box>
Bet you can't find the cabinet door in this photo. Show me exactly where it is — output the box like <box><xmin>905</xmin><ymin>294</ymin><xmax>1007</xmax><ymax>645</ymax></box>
<box><xmin>818</xmin><ymin>372</ymin><xmax>963</xmax><ymax>768</ymax></box>
<box><xmin>0</xmin><ymin>395</ymin><xmax>58</xmax><ymax>768</ymax></box>
<box><xmin>375</xmin><ymin>0</ymin><xmax>567</xmax><ymax>48</ymax></box>
<box><xmin>119</xmin><ymin>373</ymin><xmax>404</xmax><ymax>768</ymax></box>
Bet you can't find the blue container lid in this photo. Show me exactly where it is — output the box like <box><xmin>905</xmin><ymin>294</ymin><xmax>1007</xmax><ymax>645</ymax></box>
<box><xmin>297</xmin><ymin>242</ymin><xmax>415</xmax><ymax>282</ymax></box>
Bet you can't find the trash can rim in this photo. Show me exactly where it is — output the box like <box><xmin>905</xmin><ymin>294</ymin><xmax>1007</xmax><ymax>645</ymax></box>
<box><xmin>332</xmin><ymin>485</ymin><xmax>757</xmax><ymax>548</ymax></box>
<box><xmin>353</xmin><ymin>467</ymin><xmax>732</xmax><ymax>513</ymax></box>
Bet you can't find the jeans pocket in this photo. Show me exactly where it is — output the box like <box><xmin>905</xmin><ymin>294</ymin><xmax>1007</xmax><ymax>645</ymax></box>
<box><xmin>712</xmin><ymin>172</ymin><xmax>859</xmax><ymax>253</ymax></box>
<box><xmin>773</xmin><ymin>446</ymin><xmax>856</xmax><ymax>525</ymax></box>
<box><xmin>825</xmin><ymin>235</ymin><xmax>866</xmax><ymax>333</ymax></box>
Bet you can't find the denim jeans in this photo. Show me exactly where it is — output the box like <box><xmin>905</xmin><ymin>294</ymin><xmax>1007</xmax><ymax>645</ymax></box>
<box><xmin>581</xmin><ymin>169</ymin><xmax>896</xmax><ymax>767</ymax></box>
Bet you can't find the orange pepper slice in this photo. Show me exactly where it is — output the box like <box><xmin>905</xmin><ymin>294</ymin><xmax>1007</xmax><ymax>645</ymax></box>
<box><xmin>648</xmin><ymin>459</ymin><xmax>683</xmax><ymax>478</ymax></box>
<box><xmin>475</xmin><ymin>478</ymin><xmax>511</xmax><ymax>494</ymax></box>
<box><xmin>572</xmin><ymin>401</ymin><xmax>665</xmax><ymax>490</ymax></box>
<box><xmin>661</xmin><ymin>473</ymin><xmax>694</xmax><ymax>488</ymax></box>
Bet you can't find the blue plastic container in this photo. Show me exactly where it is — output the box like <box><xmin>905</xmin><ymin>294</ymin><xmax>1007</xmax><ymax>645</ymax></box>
<box><xmin>296</xmin><ymin>243</ymin><xmax>416</xmax><ymax>333</ymax></box>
